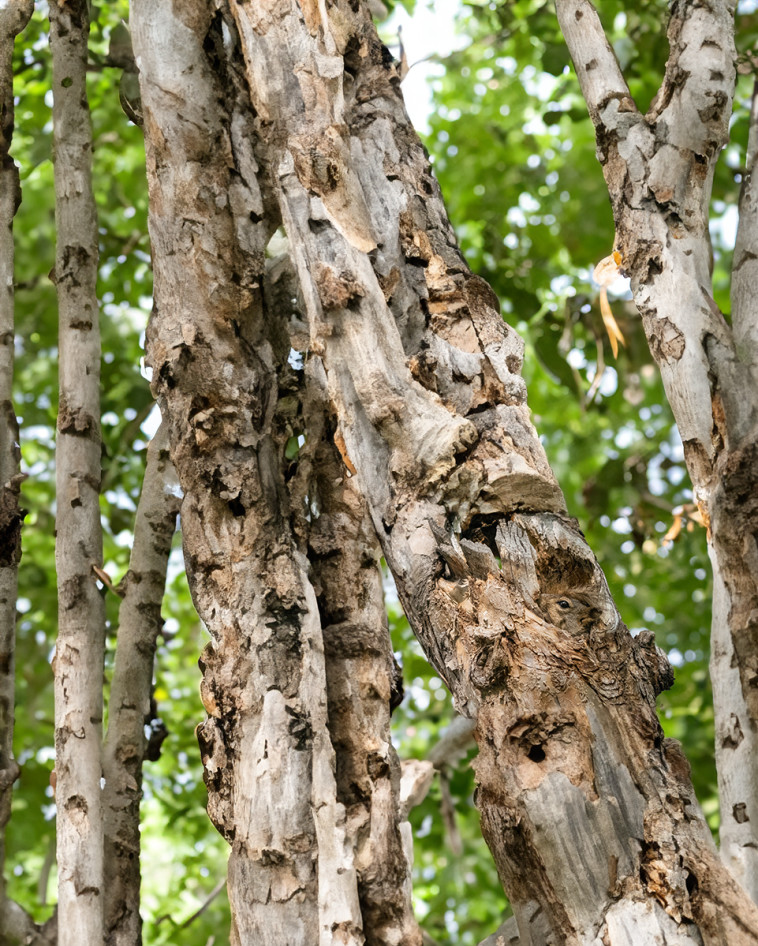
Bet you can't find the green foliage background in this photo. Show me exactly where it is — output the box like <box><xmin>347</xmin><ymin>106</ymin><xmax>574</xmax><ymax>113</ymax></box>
<box><xmin>8</xmin><ymin>0</ymin><xmax>755</xmax><ymax>942</ymax></box>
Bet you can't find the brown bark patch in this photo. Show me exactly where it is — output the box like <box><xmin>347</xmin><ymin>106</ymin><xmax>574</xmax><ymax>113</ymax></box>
<box><xmin>58</xmin><ymin>243</ymin><xmax>95</xmax><ymax>285</ymax></box>
<box><xmin>297</xmin><ymin>0</ymin><xmax>321</xmax><ymax>34</ymax></box>
<box><xmin>698</xmin><ymin>91</ymin><xmax>729</xmax><ymax>125</ymax></box>
<box><xmin>291</xmin><ymin>128</ymin><xmax>346</xmax><ymax>195</ymax></box>
<box><xmin>408</xmin><ymin>348</ymin><xmax>439</xmax><ymax>392</ymax></box>
<box><xmin>620</xmin><ymin>239</ymin><xmax>664</xmax><ymax>283</ymax></box>
<box><xmin>648</xmin><ymin>316</ymin><xmax>685</xmax><ymax>363</ymax></box>
<box><xmin>315</xmin><ymin>262</ymin><xmax>365</xmax><ymax>310</ymax></box>
<box><xmin>59</xmin><ymin>575</ymin><xmax>86</xmax><ymax>611</ymax></box>
<box><xmin>196</xmin><ymin>717</ymin><xmax>234</xmax><ymax>840</ymax></box>
<box><xmin>376</xmin><ymin>265</ymin><xmax>401</xmax><ymax>301</ymax></box>
<box><xmin>682</xmin><ymin>438</ymin><xmax>714</xmax><ymax>487</ymax></box>
<box><xmin>0</xmin><ymin>484</ymin><xmax>24</xmax><ymax>566</ymax></box>
<box><xmin>398</xmin><ymin>210</ymin><xmax>431</xmax><ymax>265</ymax></box>
<box><xmin>58</xmin><ymin>398</ymin><xmax>99</xmax><ymax>437</ymax></box>
<box><xmin>169</xmin><ymin>0</ymin><xmax>213</xmax><ymax>35</ymax></box>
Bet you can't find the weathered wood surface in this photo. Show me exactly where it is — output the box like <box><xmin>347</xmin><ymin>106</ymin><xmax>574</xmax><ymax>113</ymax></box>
<box><xmin>557</xmin><ymin>0</ymin><xmax>758</xmax><ymax>902</ymax></box>
<box><xmin>130</xmin><ymin>3</ymin><xmax>401</xmax><ymax>942</ymax></box>
<box><xmin>228</xmin><ymin>0</ymin><xmax>758</xmax><ymax>941</ymax></box>
<box><xmin>302</xmin><ymin>357</ymin><xmax>421</xmax><ymax>946</ymax></box>
<box><xmin>102</xmin><ymin>424</ymin><xmax>181</xmax><ymax>945</ymax></box>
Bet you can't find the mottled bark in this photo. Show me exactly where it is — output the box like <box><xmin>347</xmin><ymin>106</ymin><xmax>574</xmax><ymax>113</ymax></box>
<box><xmin>478</xmin><ymin>916</ymin><xmax>519</xmax><ymax>946</ymax></box>
<box><xmin>131</xmin><ymin>4</ymin><xmax>366</xmax><ymax>943</ymax></box>
<box><xmin>302</xmin><ymin>358</ymin><xmax>421</xmax><ymax>946</ymax></box>
<box><xmin>732</xmin><ymin>79</ymin><xmax>758</xmax><ymax>376</ymax></box>
<box><xmin>102</xmin><ymin>423</ymin><xmax>181</xmax><ymax>946</ymax></box>
<box><xmin>50</xmin><ymin>1</ymin><xmax>105</xmax><ymax>942</ymax></box>
<box><xmin>556</xmin><ymin>0</ymin><xmax>758</xmax><ymax>903</ymax></box>
<box><xmin>228</xmin><ymin>0</ymin><xmax>758</xmax><ymax>942</ymax></box>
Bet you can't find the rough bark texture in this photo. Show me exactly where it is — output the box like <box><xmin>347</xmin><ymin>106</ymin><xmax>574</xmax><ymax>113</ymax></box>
<box><xmin>556</xmin><ymin>0</ymin><xmax>758</xmax><ymax>903</ymax></box>
<box><xmin>102</xmin><ymin>423</ymin><xmax>181</xmax><ymax>946</ymax></box>
<box><xmin>732</xmin><ymin>79</ymin><xmax>758</xmax><ymax>378</ymax></box>
<box><xmin>227</xmin><ymin>0</ymin><xmax>758</xmax><ymax>942</ymax></box>
<box><xmin>131</xmin><ymin>4</ymin><xmax>372</xmax><ymax>942</ymax></box>
<box><xmin>479</xmin><ymin>916</ymin><xmax>520</xmax><ymax>946</ymax></box>
<box><xmin>50</xmin><ymin>1</ymin><xmax>106</xmax><ymax>942</ymax></box>
<box><xmin>301</xmin><ymin>358</ymin><xmax>421</xmax><ymax>946</ymax></box>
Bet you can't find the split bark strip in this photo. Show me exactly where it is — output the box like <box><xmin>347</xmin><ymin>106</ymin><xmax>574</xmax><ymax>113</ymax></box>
<box><xmin>556</xmin><ymin>0</ymin><xmax>758</xmax><ymax>902</ymax></box>
<box><xmin>732</xmin><ymin>78</ymin><xmax>758</xmax><ymax>377</ymax></box>
<box><xmin>102</xmin><ymin>422</ymin><xmax>181</xmax><ymax>946</ymax></box>
<box><xmin>130</xmin><ymin>4</ymin><xmax>365</xmax><ymax>942</ymax></box>
<box><xmin>0</xmin><ymin>0</ymin><xmax>32</xmax><ymax>938</ymax></box>
<box><xmin>230</xmin><ymin>1</ymin><xmax>758</xmax><ymax>942</ymax></box>
<box><xmin>50</xmin><ymin>1</ymin><xmax>106</xmax><ymax>942</ymax></box>
<box><xmin>302</xmin><ymin>358</ymin><xmax>422</xmax><ymax>946</ymax></box>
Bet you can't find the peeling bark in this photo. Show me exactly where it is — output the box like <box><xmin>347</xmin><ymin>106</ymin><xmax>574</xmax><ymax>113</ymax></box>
<box><xmin>557</xmin><ymin>0</ymin><xmax>758</xmax><ymax>903</ymax></box>
<box><xmin>302</xmin><ymin>358</ymin><xmax>421</xmax><ymax>946</ymax></box>
<box><xmin>50</xmin><ymin>1</ymin><xmax>106</xmax><ymax>941</ymax></box>
<box><xmin>226</xmin><ymin>0</ymin><xmax>758</xmax><ymax>941</ymax></box>
<box><xmin>102</xmin><ymin>423</ymin><xmax>181</xmax><ymax>946</ymax></box>
<box><xmin>732</xmin><ymin>79</ymin><xmax>758</xmax><ymax>377</ymax></box>
<box><xmin>131</xmin><ymin>4</ymin><xmax>367</xmax><ymax>942</ymax></box>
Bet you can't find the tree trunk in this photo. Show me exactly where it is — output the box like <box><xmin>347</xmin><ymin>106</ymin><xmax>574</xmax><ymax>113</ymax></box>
<box><xmin>131</xmin><ymin>4</ymin><xmax>375</xmax><ymax>941</ymax></box>
<box><xmin>50</xmin><ymin>1</ymin><xmax>106</xmax><ymax>941</ymax></box>
<box><xmin>226</xmin><ymin>0</ymin><xmax>758</xmax><ymax>941</ymax></box>
<box><xmin>301</xmin><ymin>356</ymin><xmax>421</xmax><ymax>946</ymax></box>
<box><xmin>556</xmin><ymin>0</ymin><xmax>758</xmax><ymax>903</ymax></box>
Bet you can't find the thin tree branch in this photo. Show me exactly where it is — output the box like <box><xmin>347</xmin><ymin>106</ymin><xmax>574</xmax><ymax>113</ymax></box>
<box><xmin>558</xmin><ymin>0</ymin><xmax>758</xmax><ymax>904</ymax></box>
<box><xmin>554</xmin><ymin>0</ymin><xmax>635</xmax><ymax>124</ymax></box>
<box><xmin>178</xmin><ymin>878</ymin><xmax>227</xmax><ymax>930</ymax></box>
<box><xmin>37</xmin><ymin>837</ymin><xmax>55</xmax><ymax>907</ymax></box>
<box><xmin>102</xmin><ymin>421</ymin><xmax>181</xmax><ymax>945</ymax></box>
<box><xmin>1</xmin><ymin>900</ymin><xmax>57</xmax><ymax>946</ymax></box>
<box><xmin>426</xmin><ymin>716</ymin><xmax>476</xmax><ymax>770</ymax></box>
<box><xmin>49</xmin><ymin>1</ymin><xmax>106</xmax><ymax>941</ymax></box>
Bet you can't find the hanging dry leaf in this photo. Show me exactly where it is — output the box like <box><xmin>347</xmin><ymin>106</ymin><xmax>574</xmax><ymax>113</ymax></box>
<box><xmin>593</xmin><ymin>250</ymin><xmax>622</xmax><ymax>288</ymax></box>
<box><xmin>593</xmin><ymin>251</ymin><xmax>626</xmax><ymax>358</ymax></box>
<box><xmin>662</xmin><ymin>513</ymin><xmax>683</xmax><ymax>546</ymax></box>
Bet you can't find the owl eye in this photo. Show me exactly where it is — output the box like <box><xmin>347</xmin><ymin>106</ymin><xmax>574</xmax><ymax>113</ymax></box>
<box><xmin>557</xmin><ymin>599</ymin><xmax>571</xmax><ymax>610</ymax></box>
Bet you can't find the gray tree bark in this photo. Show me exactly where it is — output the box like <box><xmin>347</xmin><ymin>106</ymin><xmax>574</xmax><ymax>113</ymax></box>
<box><xmin>123</xmin><ymin>0</ymin><xmax>758</xmax><ymax>941</ymax></box>
<box><xmin>50</xmin><ymin>1</ymin><xmax>106</xmax><ymax>942</ymax></box>
<box><xmin>226</xmin><ymin>0</ymin><xmax>758</xmax><ymax>942</ymax></box>
<box><xmin>131</xmin><ymin>4</ymin><xmax>388</xmax><ymax>942</ymax></box>
<box><xmin>102</xmin><ymin>423</ymin><xmax>181</xmax><ymax>946</ymax></box>
<box><xmin>557</xmin><ymin>0</ymin><xmax>758</xmax><ymax>904</ymax></box>
<box><xmin>301</xmin><ymin>356</ymin><xmax>421</xmax><ymax>946</ymax></box>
